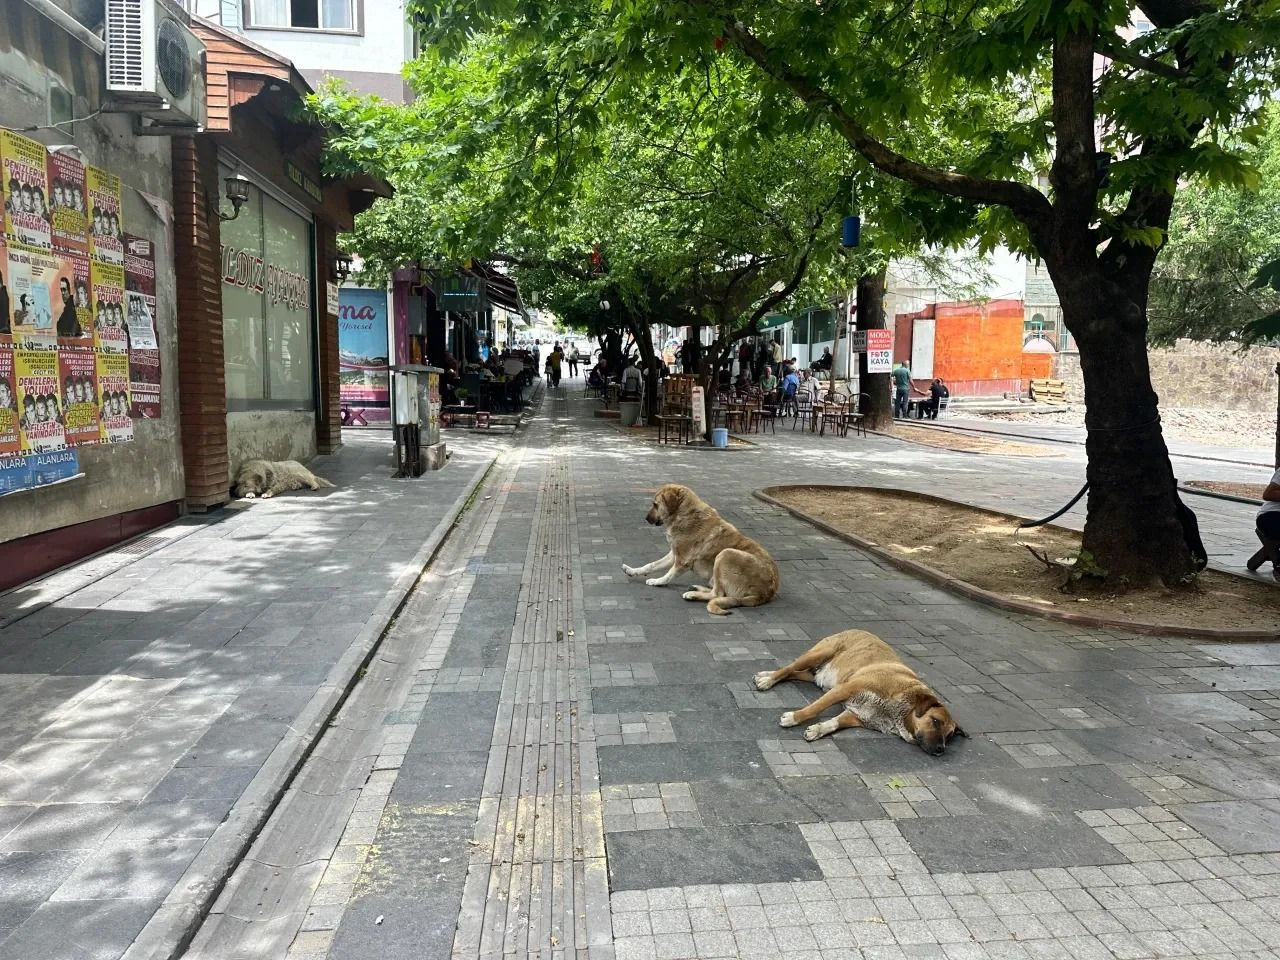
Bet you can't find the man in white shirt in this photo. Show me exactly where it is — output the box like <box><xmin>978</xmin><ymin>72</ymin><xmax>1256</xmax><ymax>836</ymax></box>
<box><xmin>1250</xmin><ymin>467</ymin><xmax>1280</xmax><ymax>580</ymax></box>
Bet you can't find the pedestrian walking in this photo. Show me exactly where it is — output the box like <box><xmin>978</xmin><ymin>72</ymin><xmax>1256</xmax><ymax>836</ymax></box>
<box><xmin>568</xmin><ymin>345</ymin><xmax>581</xmax><ymax>378</ymax></box>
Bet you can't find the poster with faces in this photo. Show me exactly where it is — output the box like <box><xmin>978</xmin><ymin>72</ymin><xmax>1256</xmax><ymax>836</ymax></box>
<box><xmin>1</xmin><ymin>131</ymin><xmax>53</xmax><ymax>251</ymax></box>
<box><xmin>55</xmin><ymin>252</ymin><xmax>92</xmax><ymax>350</ymax></box>
<box><xmin>58</xmin><ymin>345</ymin><xmax>99</xmax><ymax>446</ymax></box>
<box><xmin>95</xmin><ymin>351</ymin><xmax>131</xmax><ymax>443</ymax></box>
<box><xmin>0</xmin><ymin>346</ymin><xmax>18</xmax><ymax>456</ymax></box>
<box><xmin>47</xmin><ymin>150</ymin><xmax>88</xmax><ymax>255</ymax></box>
<box><xmin>15</xmin><ymin>348</ymin><xmax>65</xmax><ymax>452</ymax></box>
<box><xmin>85</xmin><ymin>165</ymin><xmax>123</xmax><ymax>266</ymax></box>
<box><xmin>91</xmin><ymin>259</ymin><xmax>127</xmax><ymax>354</ymax></box>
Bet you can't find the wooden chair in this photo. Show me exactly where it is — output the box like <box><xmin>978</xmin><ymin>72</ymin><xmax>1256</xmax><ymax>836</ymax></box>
<box><xmin>790</xmin><ymin>393</ymin><xmax>811</xmax><ymax>430</ymax></box>
<box><xmin>818</xmin><ymin>395</ymin><xmax>849</xmax><ymax>436</ymax></box>
<box><xmin>656</xmin><ymin>414</ymin><xmax>692</xmax><ymax>444</ymax></box>
<box><xmin>842</xmin><ymin>393</ymin><xmax>871</xmax><ymax>437</ymax></box>
<box><xmin>749</xmin><ymin>402</ymin><xmax>778</xmax><ymax>434</ymax></box>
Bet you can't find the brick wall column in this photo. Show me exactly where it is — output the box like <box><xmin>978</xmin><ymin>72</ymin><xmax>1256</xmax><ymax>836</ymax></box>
<box><xmin>172</xmin><ymin>137</ymin><xmax>231</xmax><ymax>509</ymax></box>
<box><xmin>315</xmin><ymin>221</ymin><xmax>342</xmax><ymax>454</ymax></box>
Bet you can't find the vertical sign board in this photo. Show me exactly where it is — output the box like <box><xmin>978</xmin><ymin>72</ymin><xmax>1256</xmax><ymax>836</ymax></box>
<box><xmin>866</xmin><ymin>329</ymin><xmax>894</xmax><ymax>373</ymax></box>
<box><xmin>338</xmin><ymin>286</ymin><xmax>390</xmax><ymax>423</ymax></box>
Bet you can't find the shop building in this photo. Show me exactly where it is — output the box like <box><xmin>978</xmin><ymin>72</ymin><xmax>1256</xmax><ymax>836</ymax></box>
<box><xmin>176</xmin><ymin>19</ymin><xmax>388</xmax><ymax>508</ymax></box>
<box><xmin>0</xmin><ymin>0</ymin><xmax>185</xmax><ymax>588</ymax></box>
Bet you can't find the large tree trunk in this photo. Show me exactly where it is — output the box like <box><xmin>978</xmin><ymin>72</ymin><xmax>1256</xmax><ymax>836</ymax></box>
<box><xmin>1065</xmin><ymin>292</ymin><xmax>1197</xmax><ymax>586</ymax></box>
<box><xmin>629</xmin><ymin>319</ymin><xmax>660</xmax><ymax>419</ymax></box>
<box><xmin>856</xmin><ymin>268</ymin><xmax>892</xmax><ymax>430</ymax></box>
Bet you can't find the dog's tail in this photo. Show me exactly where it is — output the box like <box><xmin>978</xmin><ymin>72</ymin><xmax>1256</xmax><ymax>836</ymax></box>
<box><xmin>707</xmin><ymin>595</ymin><xmax>766</xmax><ymax>616</ymax></box>
<box><xmin>312</xmin><ymin>475</ymin><xmax>335</xmax><ymax>489</ymax></box>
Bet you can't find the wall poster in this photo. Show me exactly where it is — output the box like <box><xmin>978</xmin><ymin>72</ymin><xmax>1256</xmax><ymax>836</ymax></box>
<box><xmin>1</xmin><ymin>130</ymin><xmax>53</xmax><ymax>250</ymax></box>
<box><xmin>58</xmin><ymin>346</ymin><xmax>100</xmax><ymax>445</ymax></box>
<box><xmin>96</xmin><ymin>351</ymin><xmax>132</xmax><ymax>443</ymax></box>
<box><xmin>0</xmin><ymin>140</ymin><xmax>151</xmax><ymax>498</ymax></box>
<box><xmin>48</xmin><ymin>150</ymin><xmax>87</xmax><ymax>255</ymax></box>
<box><xmin>16</xmin><ymin>348</ymin><xmax>65</xmax><ymax>451</ymax></box>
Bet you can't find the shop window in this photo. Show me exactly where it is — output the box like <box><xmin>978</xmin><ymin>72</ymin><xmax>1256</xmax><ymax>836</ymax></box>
<box><xmin>248</xmin><ymin>0</ymin><xmax>355</xmax><ymax>30</ymax></box>
<box><xmin>220</xmin><ymin>174</ymin><xmax>315</xmax><ymax>409</ymax></box>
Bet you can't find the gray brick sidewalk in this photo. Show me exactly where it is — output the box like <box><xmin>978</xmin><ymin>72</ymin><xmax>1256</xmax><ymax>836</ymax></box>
<box><xmin>0</xmin><ymin>429</ymin><xmax>505</xmax><ymax>960</ymax></box>
<box><xmin>167</xmin><ymin>385</ymin><xmax>1280</xmax><ymax>960</ymax></box>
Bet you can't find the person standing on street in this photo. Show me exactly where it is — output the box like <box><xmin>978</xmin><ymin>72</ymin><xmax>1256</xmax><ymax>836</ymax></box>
<box><xmin>568</xmin><ymin>345</ymin><xmax>581</xmax><ymax>378</ymax></box>
<box><xmin>893</xmin><ymin>362</ymin><xmax>912</xmax><ymax>418</ymax></box>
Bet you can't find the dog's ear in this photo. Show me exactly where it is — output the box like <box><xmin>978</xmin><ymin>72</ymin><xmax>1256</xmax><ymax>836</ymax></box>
<box><xmin>661</xmin><ymin>485</ymin><xmax>684</xmax><ymax>516</ymax></box>
<box><xmin>907</xmin><ymin>688</ymin><xmax>942</xmax><ymax>718</ymax></box>
<box><xmin>953</xmin><ymin>725</ymin><xmax>969</xmax><ymax>739</ymax></box>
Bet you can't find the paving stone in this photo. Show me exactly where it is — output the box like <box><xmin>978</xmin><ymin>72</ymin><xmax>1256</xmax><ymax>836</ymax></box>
<box><xmin>50</xmin><ymin>837</ymin><xmax>204</xmax><ymax>900</ymax></box>
<box><xmin>598</xmin><ymin>742</ymin><xmax>772</xmax><ymax>786</ymax></box>
<box><xmin>0</xmin><ymin>849</ymin><xmax>87</xmax><ymax>902</ymax></box>
<box><xmin>896</xmin><ymin>812</ymin><xmax>1126</xmax><ymax>873</ymax></box>
<box><xmin>606</xmin><ymin>824</ymin><xmax>823</xmax><ymax>890</ymax></box>
<box><xmin>1170</xmin><ymin>801</ymin><xmax>1280</xmax><ymax>854</ymax></box>
<box><xmin>0</xmin><ymin>802</ymin><xmax>126</xmax><ymax>852</ymax></box>
<box><xmin>954</xmin><ymin>765</ymin><xmax>1149</xmax><ymax>816</ymax></box>
<box><xmin>0</xmin><ymin>897</ymin><xmax>159</xmax><ymax>960</ymax></box>
<box><xmin>388</xmin><ymin>751</ymin><xmax>488</xmax><ymax>803</ymax></box>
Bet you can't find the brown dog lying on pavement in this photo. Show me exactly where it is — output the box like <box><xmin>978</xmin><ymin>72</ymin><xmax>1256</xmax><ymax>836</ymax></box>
<box><xmin>753</xmin><ymin>629</ymin><xmax>967</xmax><ymax>755</ymax></box>
<box><xmin>623</xmin><ymin>483</ymin><xmax>779</xmax><ymax>616</ymax></box>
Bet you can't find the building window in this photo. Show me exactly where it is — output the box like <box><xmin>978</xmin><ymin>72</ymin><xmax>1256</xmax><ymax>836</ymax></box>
<box><xmin>248</xmin><ymin>0</ymin><xmax>355</xmax><ymax>31</ymax></box>
<box><xmin>219</xmin><ymin>173</ymin><xmax>315</xmax><ymax>408</ymax></box>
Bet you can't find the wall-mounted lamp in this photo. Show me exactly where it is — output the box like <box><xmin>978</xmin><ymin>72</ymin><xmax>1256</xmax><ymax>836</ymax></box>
<box><xmin>214</xmin><ymin>174</ymin><xmax>251</xmax><ymax>222</ymax></box>
<box><xmin>332</xmin><ymin>251</ymin><xmax>353</xmax><ymax>282</ymax></box>
<box><xmin>599</xmin><ymin>299</ymin><xmax>610</xmax><ymax>311</ymax></box>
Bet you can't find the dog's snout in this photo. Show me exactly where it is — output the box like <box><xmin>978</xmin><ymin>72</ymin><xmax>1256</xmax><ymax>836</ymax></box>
<box><xmin>931</xmin><ymin>744</ymin><xmax>945</xmax><ymax>756</ymax></box>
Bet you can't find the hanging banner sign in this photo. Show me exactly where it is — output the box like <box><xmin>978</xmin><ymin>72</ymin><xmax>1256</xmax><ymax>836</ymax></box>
<box><xmin>437</xmin><ymin>273</ymin><xmax>481</xmax><ymax>311</ymax></box>
<box><xmin>852</xmin><ymin>329</ymin><xmax>894</xmax><ymax>373</ymax></box>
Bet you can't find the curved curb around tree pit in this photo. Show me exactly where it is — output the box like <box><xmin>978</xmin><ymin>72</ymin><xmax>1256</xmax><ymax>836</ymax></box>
<box><xmin>754</xmin><ymin>485</ymin><xmax>1280</xmax><ymax>643</ymax></box>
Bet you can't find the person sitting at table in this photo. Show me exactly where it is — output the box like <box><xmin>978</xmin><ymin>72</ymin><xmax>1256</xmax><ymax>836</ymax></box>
<box><xmin>781</xmin><ymin>366</ymin><xmax>800</xmax><ymax>414</ymax></box>
<box><xmin>928</xmin><ymin>378</ymin><xmax>950</xmax><ymax>418</ymax></box>
<box><xmin>759</xmin><ymin>365</ymin><xmax>778</xmax><ymax>399</ymax></box>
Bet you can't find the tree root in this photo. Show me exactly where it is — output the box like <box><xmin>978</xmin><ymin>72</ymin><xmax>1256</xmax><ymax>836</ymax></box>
<box><xmin>1023</xmin><ymin>544</ymin><xmax>1077</xmax><ymax>591</ymax></box>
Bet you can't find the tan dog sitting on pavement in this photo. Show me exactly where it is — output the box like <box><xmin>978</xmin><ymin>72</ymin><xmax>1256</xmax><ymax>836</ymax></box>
<box><xmin>623</xmin><ymin>483</ymin><xmax>779</xmax><ymax>615</ymax></box>
<box><xmin>754</xmin><ymin>629</ymin><xmax>967</xmax><ymax>755</ymax></box>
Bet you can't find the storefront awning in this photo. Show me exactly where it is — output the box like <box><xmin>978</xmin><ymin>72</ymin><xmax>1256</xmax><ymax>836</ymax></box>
<box><xmin>759</xmin><ymin>313</ymin><xmax>791</xmax><ymax>330</ymax></box>
<box><xmin>473</xmin><ymin>262</ymin><xmax>526</xmax><ymax>315</ymax></box>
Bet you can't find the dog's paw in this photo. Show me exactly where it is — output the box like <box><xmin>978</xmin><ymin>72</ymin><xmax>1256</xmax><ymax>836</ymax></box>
<box><xmin>645</xmin><ymin>578</ymin><xmax>665</xmax><ymax>587</ymax></box>
<box><xmin>753</xmin><ymin>671</ymin><xmax>775</xmax><ymax>691</ymax></box>
<box><xmin>622</xmin><ymin>564</ymin><xmax>637</xmax><ymax>577</ymax></box>
<box><xmin>779</xmin><ymin>711</ymin><xmax>798</xmax><ymax>728</ymax></box>
<box><xmin>242</xmin><ymin>492</ymin><xmax>257</xmax><ymax>499</ymax></box>
<box><xmin>804</xmin><ymin>723</ymin><xmax>828</xmax><ymax>742</ymax></box>
<box><xmin>681</xmin><ymin>590</ymin><xmax>701</xmax><ymax>601</ymax></box>
<box><xmin>261</xmin><ymin>491</ymin><xmax>275</xmax><ymax>499</ymax></box>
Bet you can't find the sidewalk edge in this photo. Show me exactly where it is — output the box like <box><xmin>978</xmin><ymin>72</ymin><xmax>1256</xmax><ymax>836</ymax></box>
<box><xmin>755</xmin><ymin>485</ymin><xmax>1280</xmax><ymax>643</ymax></box>
<box><xmin>123</xmin><ymin>452</ymin><xmax>499</xmax><ymax>960</ymax></box>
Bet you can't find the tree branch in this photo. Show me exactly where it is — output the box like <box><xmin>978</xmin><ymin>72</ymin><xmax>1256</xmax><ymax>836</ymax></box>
<box><xmin>1096</xmin><ymin>34</ymin><xmax>1189</xmax><ymax>81</ymax></box>
<box><xmin>714</xmin><ymin>12</ymin><xmax>1052</xmax><ymax>225</ymax></box>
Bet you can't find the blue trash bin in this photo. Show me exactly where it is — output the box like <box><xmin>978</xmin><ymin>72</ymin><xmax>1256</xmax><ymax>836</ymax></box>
<box><xmin>711</xmin><ymin>427</ymin><xmax>729</xmax><ymax>448</ymax></box>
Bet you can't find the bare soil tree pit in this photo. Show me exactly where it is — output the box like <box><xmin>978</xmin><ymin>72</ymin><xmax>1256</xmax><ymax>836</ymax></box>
<box><xmin>1184</xmin><ymin>480</ymin><xmax>1265</xmax><ymax>502</ymax></box>
<box><xmin>764</xmin><ymin>485</ymin><xmax>1280</xmax><ymax>638</ymax></box>
<box><xmin>874</xmin><ymin>423</ymin><xmax>1062</xmax><ymax>458</ymax></box>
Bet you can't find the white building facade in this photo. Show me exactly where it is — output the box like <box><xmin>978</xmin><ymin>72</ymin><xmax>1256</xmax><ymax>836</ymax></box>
<box><xmin>187</xmin><ymin>0</ymin><xmax>415</xmax><ymax>102</ymax></box>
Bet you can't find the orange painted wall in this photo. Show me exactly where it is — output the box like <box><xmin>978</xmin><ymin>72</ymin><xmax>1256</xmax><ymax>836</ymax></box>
<box><xmin>932</xmin><ymin>299</ymin><xmax>1025</xmax><ymax>385</ymax></box>
<box><xmin>1020</xmin><ymin>352</ymin><xmax>1053</xmax><ymax>381</ymax></box>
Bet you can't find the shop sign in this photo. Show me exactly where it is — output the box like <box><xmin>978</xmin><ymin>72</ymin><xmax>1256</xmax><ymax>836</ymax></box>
<box><xmin>285</xmin><ymin>160</ymin><xmax>323</xmax><ymax>204</ymax></box>
<box><xmin>338</xmin><ymin>287</ymin><xmax>389</xmax><ymax>409</ymax></box>
<box><xmin>326</xmin><ymin>281</ymin><xmax>339</xmax><ymax>315</ymax></box>
<box><xmin>438</xmin><ymin>273</ymin><xmax>481</xmax><ymax>311</ymax></box>
<box><xmin>220</xmin><ymin>244</ymin><xmax>309</xmax><ymax>311</ymax></box>
<box><xmin>866</xmin><ymin>329</ymin><xmax>893</xmax><ymax>372</ymax></box>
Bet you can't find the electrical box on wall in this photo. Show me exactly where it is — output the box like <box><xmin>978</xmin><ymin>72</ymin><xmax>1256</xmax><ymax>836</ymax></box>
<box><xmin>105</xmin><ymin>0</ymin><xmax>208</xmax><ymax>132</ymax></box>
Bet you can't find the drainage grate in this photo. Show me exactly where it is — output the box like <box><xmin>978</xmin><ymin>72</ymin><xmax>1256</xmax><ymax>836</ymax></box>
<box><xmin>114</xmin><ymin>534</ymin><xmax>170</xmax><ymax>556</ymax></box>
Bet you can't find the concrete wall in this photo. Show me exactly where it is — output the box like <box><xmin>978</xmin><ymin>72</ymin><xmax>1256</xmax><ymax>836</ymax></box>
<box><xmin>1054</xmin><ymin>339</ymin><xmax>1280</xmax><ymax>411</ymax></box>
<box><xmin>0</xmin><ymin>9</ymin><xmax>184</xmax><ymax>544</ymax></box>
<box><xmin>226</xmin><ymin>411</ymin><xmax>317</xmax><ymax>476</ymax></box>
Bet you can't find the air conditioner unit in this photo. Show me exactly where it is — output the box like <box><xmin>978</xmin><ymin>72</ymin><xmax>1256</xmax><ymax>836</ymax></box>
<box><xmin>105</xmin><ymin>0</ymin><xmax>207</xmax><ymax>131</ymax></box>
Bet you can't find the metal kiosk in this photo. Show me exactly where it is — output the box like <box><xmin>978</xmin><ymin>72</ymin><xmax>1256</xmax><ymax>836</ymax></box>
<box><xmin>390</xmin><ymin>364</ymin><xmax>444</xmax><ymax>477</ymax></box>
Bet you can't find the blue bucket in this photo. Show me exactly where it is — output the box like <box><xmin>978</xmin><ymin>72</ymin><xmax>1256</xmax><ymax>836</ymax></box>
<box><xmin>711</xmin><ymin>427</ymin><xmax>729</xmax><ymax>448</ymax></box>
